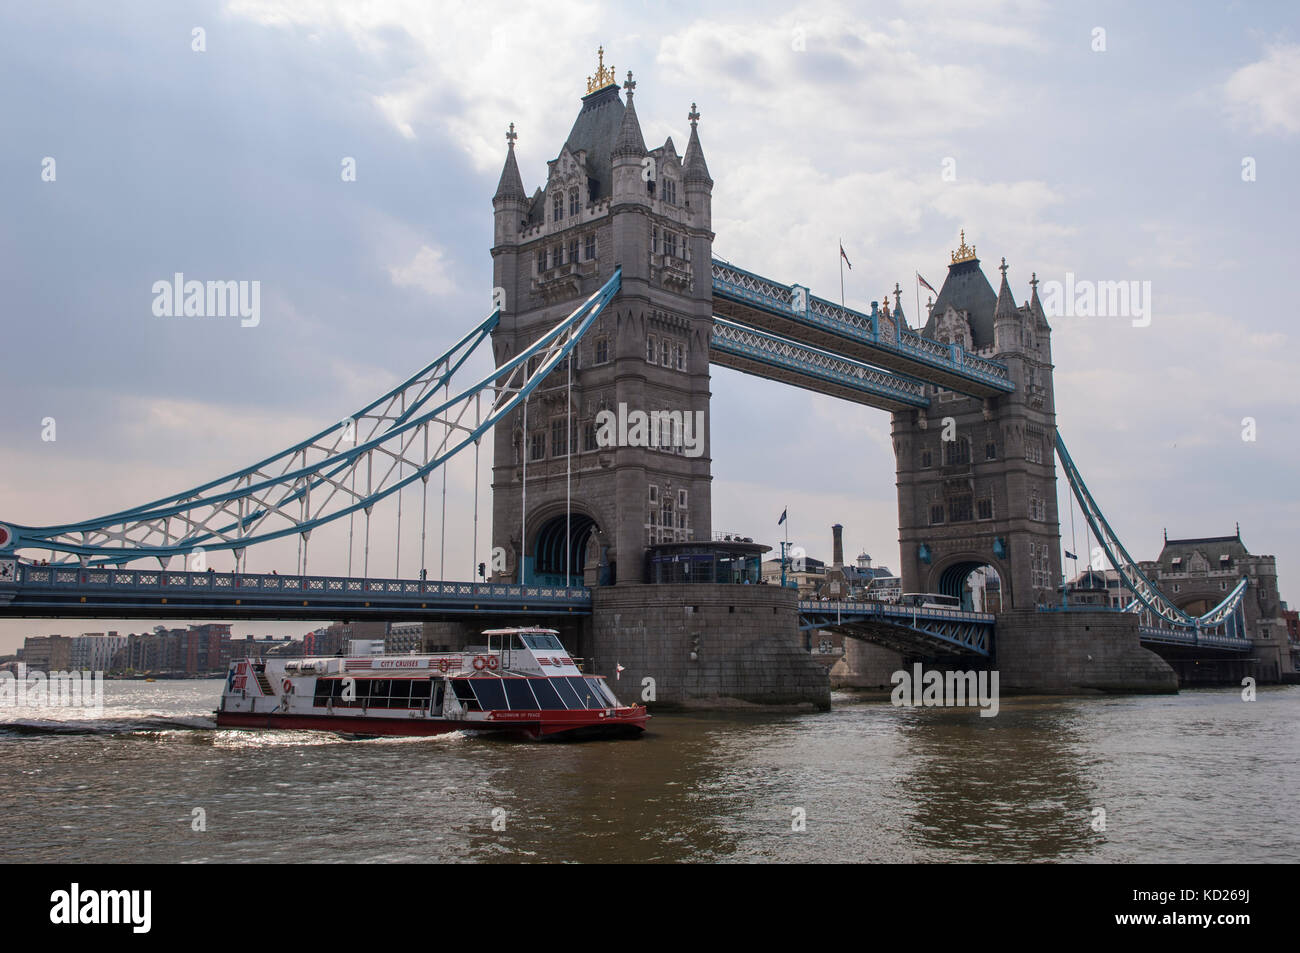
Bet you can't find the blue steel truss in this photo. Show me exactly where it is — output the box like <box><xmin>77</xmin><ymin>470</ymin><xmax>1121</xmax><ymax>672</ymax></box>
<box><xmin>0</xmin><ymin>271</ymin><xmax>622</xmax><ymax>567</ymax></box>
<box><xmin>711</xmin><ymin>259</ymin><xmax>1014</xmax><ymax>397</ymax></box>
<box><xmin>1055</xmin><ymin>432</ymin><xmax>1250</xmax><ymax>643</ymax></box>
<box><xmin>711</xmin><ymin>318</ymin><xmax>929</xmax><ymax>410</ymax></box>
<box><xmin>798</xmin><ymin>600</ymin><xmax>994</xmax><ymax>657</ymax></box>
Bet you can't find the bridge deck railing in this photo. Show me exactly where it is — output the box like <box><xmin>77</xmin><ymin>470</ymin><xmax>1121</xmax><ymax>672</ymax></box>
<box><xmin>799</xmin><ymin>599</ymin><xmax>995</xmax><ymax>624</ymax></box>
<box><xmin>11</xmin><ymin>564</ymin><xmax>591</xmax><ymax>605</ymax></box>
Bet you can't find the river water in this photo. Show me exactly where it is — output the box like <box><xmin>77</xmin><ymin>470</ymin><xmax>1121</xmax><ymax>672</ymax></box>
<box><xmin>1</xmin><ymin>680</ymin><xmax>1295</xmax><ymax>863</ymax></box>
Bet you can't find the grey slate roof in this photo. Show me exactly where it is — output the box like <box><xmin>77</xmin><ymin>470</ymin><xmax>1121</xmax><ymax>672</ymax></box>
<box><xmin>493</xmin><ymin>143</ymin><xmax>526</xmax><ymax>202</ymax></box>
<box><xmin>923</xmin><ymin>258</ymin><xmax>998</xmax><ymax>349</ymax></box>
<box><xmin>525</xmin><ymin>84</ymin><xmax>626</xmax><ymax>225</ymax></box>
<box><xmin>684</xmin><ymin>123</ymin><xmax>712</xmax><ymax>186</ymax></box>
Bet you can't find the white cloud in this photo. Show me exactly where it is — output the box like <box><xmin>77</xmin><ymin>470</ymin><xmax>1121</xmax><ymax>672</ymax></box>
<box><xmin>1224</xmin><ymin>42</ymin><xmax>1300</xmax><ymax>135</ymax></box>
<box><xmin>388</xmin><ymin>243</ymin><xmax>454</xmax><ymax>296</ymax></box>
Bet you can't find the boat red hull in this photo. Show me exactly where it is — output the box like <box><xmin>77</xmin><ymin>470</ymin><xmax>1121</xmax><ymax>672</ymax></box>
<box><xmin>215</xmin><ymin>707</ymin><xmax>647</xmax><ymax>740</ymax></box>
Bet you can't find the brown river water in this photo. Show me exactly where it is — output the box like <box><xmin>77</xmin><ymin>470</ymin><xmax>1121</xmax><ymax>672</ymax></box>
<box><xmin>1</xmin><ymin>679</ymin><xmax>1295</xmax><ymax>863</ymax></box>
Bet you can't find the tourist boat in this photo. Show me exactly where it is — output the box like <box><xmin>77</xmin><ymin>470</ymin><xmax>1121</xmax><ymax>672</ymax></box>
<box><xmin>214</xmin><ymin>627</ymin><xmax>647</xmax><ymax>740</ymax></box>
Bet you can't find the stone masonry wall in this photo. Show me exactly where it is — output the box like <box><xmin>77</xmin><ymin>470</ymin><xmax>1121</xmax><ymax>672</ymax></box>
<box><xmin>995</xmin><ymin>608</ymin><xmax>1177</xmax><ymax>694</ymax></box>
<box><xmin>590</xmin><ymin>583</ymin><xmax>830</xmax><ymax>710</ymax></box>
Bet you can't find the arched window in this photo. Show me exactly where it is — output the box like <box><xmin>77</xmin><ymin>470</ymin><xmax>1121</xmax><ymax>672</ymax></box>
<box><xmin>569</xmin><ymin>189</ymin><xmax>580</xmax><ymax>217</ymax></box>
<box><xmin>552</xmin><ymin>192</ymin><xmax>563</xmax><ymax>223</ymax></box>
<box><xmin>943</xmin><ymin>437</ymin><xmax>971</xmax><ymax>466</ymax></box>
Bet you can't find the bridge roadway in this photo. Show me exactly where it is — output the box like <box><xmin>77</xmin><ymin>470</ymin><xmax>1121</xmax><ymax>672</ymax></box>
<box><xmin>0</xmin><ymin>561</ymin><xmax>590</xmax><ymax>622</ymax></box>
<box><xmin>799</xmin><ymin>599</ymin><xmax>996</xmax><ymax>658</ymax></box>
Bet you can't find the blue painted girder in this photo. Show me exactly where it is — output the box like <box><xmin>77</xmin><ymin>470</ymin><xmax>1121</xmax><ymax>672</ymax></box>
<box><xmin>711</xmin><ymin>259</ymin><xmax>1014</xmax><ymax>398</ymax></box>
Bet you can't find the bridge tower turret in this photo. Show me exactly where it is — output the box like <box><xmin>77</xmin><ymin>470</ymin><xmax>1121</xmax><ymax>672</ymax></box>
<box><xmin>893</xmin><ymin>235</ymin><xmax>1061</xmax><ymax>611</ymax></box>
<box><xmin>489</xmin><ymin>51</ymin><xmax>715</xmax><ymax>587</ymax></box>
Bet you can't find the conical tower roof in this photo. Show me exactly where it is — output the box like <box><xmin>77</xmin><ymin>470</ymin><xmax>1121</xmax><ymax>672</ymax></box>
<box><xmin>683</xmin><ymin>102</ymin><xmax>712</xmax><ymax>186</ymax></box>
<box><xmin>493</xmin><ymin>123</ymin><xmax>526</xmax><ymax>202</ymax></box>
<box><xmin>612</xmin><ymin>73</ymin><xmax>646</xmax><ymax>159</ymax></box>
<box><xmin>994</xmin><ymin>257</ymin><xmax>1018</xmax><ymax>319</ymax></box>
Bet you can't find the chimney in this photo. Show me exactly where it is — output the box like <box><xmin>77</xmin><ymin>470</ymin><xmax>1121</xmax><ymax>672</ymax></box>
<box><xmin>831</xmin><ymin>524</ymin><xmax>844</xmax><ymax>569</ymax></box>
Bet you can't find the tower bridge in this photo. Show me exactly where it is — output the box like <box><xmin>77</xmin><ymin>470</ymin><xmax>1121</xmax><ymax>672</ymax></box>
<box><xmin>2</xmin><ymin>50</ymin><xmax>1292</xmax><ymax>702</ymax></box>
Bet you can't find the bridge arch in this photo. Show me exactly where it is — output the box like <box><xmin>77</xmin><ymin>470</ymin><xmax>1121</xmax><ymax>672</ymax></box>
<box><xmin>927</xmin><ymin>553</ymin><xmax>1010</xmax><ymax>613</ymax></box>
<box><xmin>529</xmin><ymin>505</ymin><xmax>605</xmax><ymax>586</ymax></box>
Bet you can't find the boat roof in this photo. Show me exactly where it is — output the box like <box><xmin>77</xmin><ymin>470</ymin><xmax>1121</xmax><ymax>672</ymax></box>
<box><xmin>480</xmin><ymin>627</ymin><xmax>560</xmax><ymax>636</ymax></box>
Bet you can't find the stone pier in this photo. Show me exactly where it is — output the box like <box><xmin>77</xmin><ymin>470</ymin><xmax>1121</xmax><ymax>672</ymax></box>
<box><xmin>589</xmin><ymin>584</ymin><xmax>830</xmax><ymax>710</ymax></box>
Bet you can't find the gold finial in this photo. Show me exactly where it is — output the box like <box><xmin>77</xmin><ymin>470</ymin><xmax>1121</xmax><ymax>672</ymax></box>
<box><xmin>586</xmin><ymin>45</ymin><xmax>617</xmax><ymax>95</ymax></box>
<box><xmin>951</xmin><ymin>229</ymin><xmax>977</xmax><ymax>264</ymax></box>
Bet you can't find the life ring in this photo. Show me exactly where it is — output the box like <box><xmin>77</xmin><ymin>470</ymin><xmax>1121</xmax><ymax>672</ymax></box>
<box><xmin>282</xmin><ymin>678</ymin><xmax>293</xmax><ymax>694</ymax></box>
<box><xmin>438</xmin><ymin>658</ymin><xmax>450</xmax><ymax>673</ymax></box>
<box><xmin>472</xmin><ymin>656</ymin><xmax>487</xmax><ymax>671</ymax></box>
<box><xmin>486</xmin><ymin>656</ymin><xmax>500</xmax><ymax>671</ymax></box>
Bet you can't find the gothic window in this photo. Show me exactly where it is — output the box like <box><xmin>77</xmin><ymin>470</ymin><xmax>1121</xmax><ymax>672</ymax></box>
<box><xmin>985</xmin><ymin>442</ymin><xmax>997</xmax><ymax>460</ymax></box>
<box><xmin>921</xmin><ymin>449</ymin><xmax>932</xmax><ymax>469</ymax></box>
<box><xmin>947</xmin><ymin>495</ymin><xmax>973</xmax><ymax>523</ymax></box>
<box><xmin>551</xmin><ymin>418</ymin><xmax>568</xmax><ymax>457</ymax></box>
<box><xmin>660</xmin><ymin>339</ymin><xmax>671</xmax><ymax>367</ymax></box>
<box><xmin>569</xmin><ymin>188</ymin><xmax>579</xmax><ymax>217</ymax></box>
<box><xmin>943</xmin><ymin>438</ymin><xmax>971</xmax><ymax>467</ymax></box>
<box><xmin>536</xmin><ymin>249</ymin><xmax>546</xmax><ymax>274</ymax></box>
<box><xmin>977</xmin><ymin>499</ymin><xmax>993</xmax><ymax>520</ymax></box>
<box><xmin>674</xmin><ymin>342</ymin><xmax>686</xmax><ymax>371</ymax></box>
<box><xmin>552</xmin><ymin>193</ymin><xmax>563</xmax><ymax>223</ymax></box>
<box><xmin>929</xmin><ymin>505</ymin><xmax>945</xmax><ymax>525</ymax></box>
<box><xmin>529</xmin><ymin>431</ymin><xmax>545</xmax><ymax>461</ymax></box>
<box><xmin>663</xmin><ymin>178</ymin><xmax>677</xmax><ymax>205</ymax></box>
<box><xmin>583</xmin><ymin>421</ymin><xmax>597</xmax><ymax>452</ymax></box>
<box><xmin>646</xmin><ymin>335</ymin><xmax>657</xmax><ymax>364</ymax></box>
<box><xmin>1029</xmin><ymin>490</ymin><xmax>1046</xmax><ymax>521</ymax></box>
<box><xmin>568</xmin><ymin>238</ymin><xmax>579</xmax><ymax>265</ymax></box>
<box><xmin>594</xmin><ymin>336</ymin><xmax>609</xmax><ymax>365</ymax></box>
<box><xmin>651</xmin><ymin>227</ymin><xmax>659</xmax><ymax>254</ymax></box>
<box><xmin>664</xmin><ymin>231</ymin><xmax>678</xmax><ymax>257</ymax></box>
<box><xmin>678</xmin><ymin>489</ymin><xmax>688</xmax><ymax>508</ymax></box>
<box><xmin>648</xmin><ymin>485</ymin><xmax>659</xmax><ymax>505</ymax></box>
<box><xmin>584</xmin><ymin>233</ymin><xmax>596</xmax><ymax>260</ymax></box>
<box><xmin>556</xmin><ymin>244</ymin><xmax>565</xmax><ymax>266</ymax></box>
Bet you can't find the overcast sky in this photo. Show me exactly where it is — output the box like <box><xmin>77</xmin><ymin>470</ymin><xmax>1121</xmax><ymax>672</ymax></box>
<box><xmin>2</xmin><ymin>0</ymin><xmax>1297</xmax><ymax>653</ymax></box>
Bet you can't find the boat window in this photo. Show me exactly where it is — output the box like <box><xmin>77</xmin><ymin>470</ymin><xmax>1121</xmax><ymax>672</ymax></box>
<box><xmin>527</xmin><ymin>678</ymin><xmax>567</xmax><ymax>710</ymax></box>
<box><xmin>409</xmin><ymin>681</ymin><xmax>431</xmax><ymax>701</ymax></box>
<box><xmin>502</xmin><ymin>679</ymin><xmax>539</xmax><ymax>710</ymax></box>
<box><xmin>521</xmin><ymin>633</ymin><xmax>564</xmax><ymax>651</ymax></box>
<box><xmin>588</xmin><ymin>677</ymin><xmax>619</xmax><ymax>707</ymax></box>
<box><xmin>469</xmin><ymin>679</ymin><xmax>508</xmax><ymax>711</ymax></box>
<box><xmin>568</xmin><ymin>677</ymin><xmax>601</xmax><ymax>709</ymax></box>
<box><xmin>450</xmin><ymin>679</ymin><xmax>482</xmax><ymax>711</ymax></box>
<box><xmin>550</xmin><ymin>677</ymin><xmax>586</xmax><ymax>710</ymax></box>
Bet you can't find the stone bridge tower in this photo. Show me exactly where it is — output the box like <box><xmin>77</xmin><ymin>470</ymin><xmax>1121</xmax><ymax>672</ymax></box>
<box><xmin>892</xmin><ymin>233</ymin><xmax>1062</xmax><ymax>610</ymax></box>
<box><xmin>489</xmin><ymin>50</ymin><xmax>716</xmax><ymax>586</ymax></box>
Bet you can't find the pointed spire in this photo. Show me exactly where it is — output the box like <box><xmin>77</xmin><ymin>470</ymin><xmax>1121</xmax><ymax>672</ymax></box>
<box><xmin>612</xmin><ymin>71</ymin><xmax>646</xmax><ymax>158</ymax></box>
<box><xmin>493</xmin><ymin>122</ymin><xmax>526</xmax><ymax>202</ymax></box>
<box><xmin>684</xmin><ymin>102</ymin><xmax>713</xmax><ymax>187</ymax></box>
<box><xmin>1029</xmin><ymin>270</ymin><xmax>1050</xmax><ymax>330</ymax></box>
<box><xmin>994</xmin><ymin>256</ymin><xmax>1017</xmax><ymax>319</ymax></box>
<box><xmin>893</xmin><ymin>282</ymin><xmax>905</xmax><ymax>325</ymax></box>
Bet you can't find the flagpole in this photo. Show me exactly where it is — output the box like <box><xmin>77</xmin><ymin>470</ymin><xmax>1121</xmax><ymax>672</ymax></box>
<box><xmin>914</xmin><ymin>273</ymin><xmax>921</xmax><ymax>332</ymax></box>
<box><xmin>839</xmin><ymin>238</ymin><xmax>845</xmax><ymax>308</ymax></box>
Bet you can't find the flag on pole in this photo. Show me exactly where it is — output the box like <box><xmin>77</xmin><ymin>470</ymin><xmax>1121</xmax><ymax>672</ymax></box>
<box><xmin>778</xmin><ymin>508</ymin><xmax>787</xmax><ymax>526</ymax></box>
<box><xmin>1065</xmin><ymin>550</ymin><xmax>1078</xmax><ymax>560</ymax></box>
<box><xmin>916</xmin><ymin>272</ymin><xmax>936</xmax><ymax>295</ymax></box>
<box><xmin>839</xmin><ymin>243</ymin><xmax>852</xmax><ymax>269</ymax></box>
